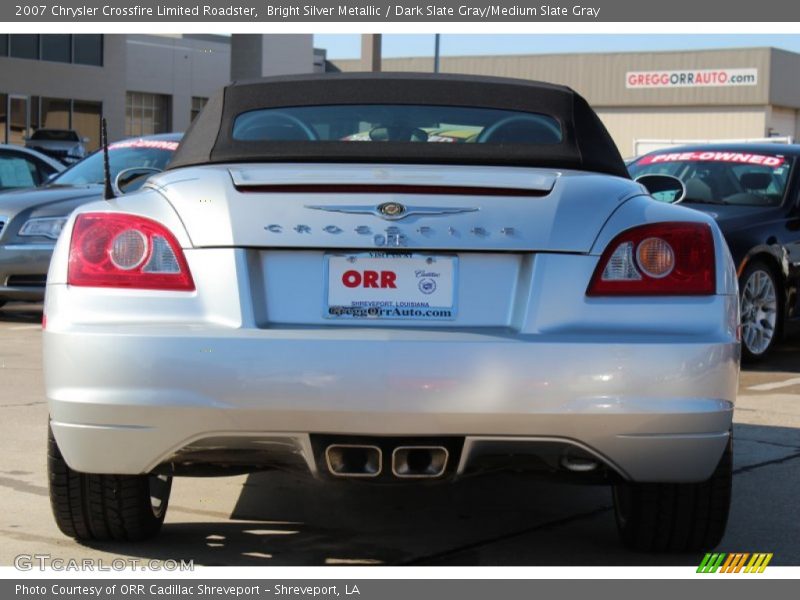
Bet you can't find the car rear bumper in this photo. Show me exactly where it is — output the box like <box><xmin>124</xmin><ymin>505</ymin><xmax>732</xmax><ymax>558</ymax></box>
<box><xmin>45</xmin><ymin>322</ymin><xmax>738</xmax><ymax>483</ymax></box>
<box><xmin>0</xmin><ymin>244</ymin><xmax>53</xmax><ymax>301</ymax></box>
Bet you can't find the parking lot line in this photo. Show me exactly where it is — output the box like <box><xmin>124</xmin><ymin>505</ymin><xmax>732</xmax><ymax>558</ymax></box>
<box><xmin>747</xmin><ymin>377</ymin><xmax>800</xmax><ymax>392</ymax></box>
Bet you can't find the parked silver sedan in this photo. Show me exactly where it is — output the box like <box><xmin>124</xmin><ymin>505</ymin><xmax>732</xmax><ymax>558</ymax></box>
<box><xmin>24</xmin><ymin>128</ymin><xmax>88</xmax><ymax>165</ymax></box>
<box><xmin>43</xmin><ymin>74</ymin><xmax>739</xmax><ymax>552</ymax></box>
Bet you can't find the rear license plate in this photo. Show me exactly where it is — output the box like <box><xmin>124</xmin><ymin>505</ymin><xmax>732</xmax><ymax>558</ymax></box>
<box><xmin>325</xmin><ymin>252</ymin><xmax>457</xmax><ymax>320</ymax></box>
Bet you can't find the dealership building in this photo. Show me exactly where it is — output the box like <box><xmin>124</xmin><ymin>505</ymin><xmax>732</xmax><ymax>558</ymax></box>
<box><xmin>0</xmin><ymin>34</ymin><xmax>231</xmax><ymax>151</ymax></box>
<box><xmin>332</xmin><ymin>47</ymin><xmax>800</xmax><ymax>157</ymax></box>
<box><xmin>0</xmin><ymin>34</ymin><xmax>324</xmax><ymax>151</ymax></box>
<box><xmin>5</xmin><ymin>39</ymin><xmax>800</xmax><ymax>160</ymax></box>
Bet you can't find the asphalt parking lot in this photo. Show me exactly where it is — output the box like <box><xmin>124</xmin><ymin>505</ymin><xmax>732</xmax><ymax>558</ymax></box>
<box><xmin>1</xmin><ymin>302</ymin><xmax>798</xmax><ymax>567</ymax></box>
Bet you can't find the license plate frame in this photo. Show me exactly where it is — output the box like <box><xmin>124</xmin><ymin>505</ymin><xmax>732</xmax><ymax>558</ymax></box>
<box><xmin>324</xmin><ymin>252</ymin><xmax>457</xmax><ymax>321</ymax></box>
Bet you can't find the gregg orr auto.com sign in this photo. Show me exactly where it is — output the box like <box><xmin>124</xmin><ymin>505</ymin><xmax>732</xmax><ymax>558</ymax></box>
<box><xmin>626</xmin><ymin>68</ymin><xmax>758</xmax><ymax>88</ymax></box>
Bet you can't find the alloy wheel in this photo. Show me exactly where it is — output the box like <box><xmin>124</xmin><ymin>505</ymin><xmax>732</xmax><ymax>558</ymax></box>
<box><xmin>741</xmin><ymin>268</ymin><xmax>778</xmax><ymax>356</ymax></box>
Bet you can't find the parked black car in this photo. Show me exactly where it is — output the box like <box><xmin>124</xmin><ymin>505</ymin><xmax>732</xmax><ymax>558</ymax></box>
<box><xmin>629</xmin><ymin>144</ymin><xmax>800</xmax><ymax>360</ymax></box>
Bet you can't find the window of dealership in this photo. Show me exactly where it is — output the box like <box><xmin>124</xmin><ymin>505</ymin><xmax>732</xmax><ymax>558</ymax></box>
<box><xmin>0</xmin><ymin>34</ymin><xmax>103</xmax><ymax>66</ymax></box>
<box><xmin>125</xmin><ymin>92</ymin><xmax>171</xmax><ymax>137</ymax></box>
<box><xmin>1</xmin><ymin>34</ymin><xmax>246</xmax><ymax>145</ymax></box>
<box><xmin>0</xmin><ymin>34</ymin><xmax>105</xmax><ymax>150</ymax></box>
<box><xmin>2</xmin><ymin>90</ymin><xmax>208</xmax><ymax>148</ymax></box>
<box><xmin>0</xmin><ymin>94</ymin><xmax>102</xmax><ymax>150</ymax></box>
<box><xmin>191</xmin><ymin>96</ymin><xmax>208</xmax><ymax>122</ymax></box>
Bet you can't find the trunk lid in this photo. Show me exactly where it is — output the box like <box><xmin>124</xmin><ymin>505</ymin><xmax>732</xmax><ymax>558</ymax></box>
<box><xmin>152</xmin><ymin>164</ymin><xmax>640</xmax><ymax>253</ymax></box>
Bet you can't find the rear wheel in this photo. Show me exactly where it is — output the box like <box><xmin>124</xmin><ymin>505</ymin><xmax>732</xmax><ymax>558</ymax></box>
<box><xmin>740</xmin><ymin>260</ymin><xmax>781</xmax><ymax>362</ymax></box>
<box><xmin>47</xmin><ymin>423</ymin><xmax>172</xmax><ymax>541</ymax></box>
<box><xmin>612</xmin><ymin>436</ymin><xmax>732</xmax><ymax>552</ymax></box>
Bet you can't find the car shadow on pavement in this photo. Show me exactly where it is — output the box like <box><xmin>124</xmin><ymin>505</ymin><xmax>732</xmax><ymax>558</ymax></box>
<box><xmin>741</xmin><ymin>339</ymin><xmax>800</xmax><ymax>374</ymax></box>
<box><xmin>70</xmin><ymin>417</ymin><xmax>798</xmax><ymax>568</ymax></box>
<box><xmin>227</xmin><ymin>471</ymin><xmax>699</xmax><ymax>566</ymax></box>
<box><xmin>80</xmin><ymin>473</ymin><xmax>694</xmax><ymax>567</ymax></box>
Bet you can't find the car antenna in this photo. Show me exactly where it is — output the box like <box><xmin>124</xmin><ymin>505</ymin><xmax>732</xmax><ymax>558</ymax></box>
<box><xmin>102</xmin><ymin>118</ymin><xmax>114</xmax><ymax>201</ymax></box>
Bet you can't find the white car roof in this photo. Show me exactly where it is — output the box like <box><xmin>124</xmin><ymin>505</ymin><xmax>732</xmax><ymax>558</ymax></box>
<box><xmin>0</xmin><ymin>144</ymin><xmax>67</xmax><ymax>172</ymax></box>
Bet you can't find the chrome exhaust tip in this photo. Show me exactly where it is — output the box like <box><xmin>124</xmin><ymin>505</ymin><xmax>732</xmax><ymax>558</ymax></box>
<box><xmin>325</xmin><ymin>444</ymin><xmax>382</xmax><ymax>477</ymax></box>
<box><xmin>392</xmin><ymin>446</ymin><xmax>449</xmax><ymax>478</ymax></box>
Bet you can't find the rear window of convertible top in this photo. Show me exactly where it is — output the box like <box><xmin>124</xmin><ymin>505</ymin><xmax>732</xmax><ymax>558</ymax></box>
<box><xmin>231</xmin><ymin>104</ymin><xmax>563</xmax><ymax>145</ymax></box>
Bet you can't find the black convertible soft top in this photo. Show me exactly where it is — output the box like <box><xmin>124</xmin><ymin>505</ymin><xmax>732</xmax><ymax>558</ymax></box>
<box><xmin>168</xmin><ymin>72</ymin><xmax>628</xmax><ymax>178</ymax></box>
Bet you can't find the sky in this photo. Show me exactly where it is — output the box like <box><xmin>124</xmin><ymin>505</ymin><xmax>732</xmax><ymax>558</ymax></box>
<box><xmin>313</xmin><ymin>34</ymin><xmax>800</xmax><ymax>60</ymax></box>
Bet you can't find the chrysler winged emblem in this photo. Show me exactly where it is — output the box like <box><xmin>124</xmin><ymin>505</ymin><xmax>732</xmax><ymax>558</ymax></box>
<box><xmin>305</xmin><ymin>203</ymin><xmax>479</xmax><ymax>221</ymax></box>
<box><xmin>378</xmin><ymin>202</ymin><xmax>405</xmax><ymax>218</ymax></box>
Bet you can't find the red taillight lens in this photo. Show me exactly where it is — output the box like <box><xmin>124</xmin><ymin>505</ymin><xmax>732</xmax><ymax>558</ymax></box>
<box><xmin>587</xmin><ymin>222</ymin><xmax>715</xmax><ymax>296</ymax></box>
<box><xmin>68</xmin><ymin>213</ymin><xmax>195</xmax><ymax>291</ymax></box>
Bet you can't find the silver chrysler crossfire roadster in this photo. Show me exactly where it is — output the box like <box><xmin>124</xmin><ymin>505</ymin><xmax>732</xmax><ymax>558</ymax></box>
<box><xmin>44</xmin><ymin>74</ymin><xmax>738</xmax><ymax>552</ymax></box>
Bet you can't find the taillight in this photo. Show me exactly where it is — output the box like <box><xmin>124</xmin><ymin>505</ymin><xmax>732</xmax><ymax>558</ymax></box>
<box><xmin>587</xmin><ymin>222</ymin><xmax>715</xmax><ymax>296</ymax></box>
<box><xmin>67</xmin><ymin>213</ymin><xmax>195</xmax><ymax>291</ymax></box>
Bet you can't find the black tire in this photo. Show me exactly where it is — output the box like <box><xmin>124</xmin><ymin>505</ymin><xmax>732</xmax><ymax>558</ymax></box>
<box><xmin>47</xmin><ymin>423</ymin><xmax>172</xmax><ymax>541</ymax></box>
<box><xmin>612</xmin><ymin>436</ymin><xmax>732</xmax><ymax>552</ymax></box>
<box><xmin>739</xmin><ymin>260</ymin><xmax>782</xmax><ymax>362</ymax></box>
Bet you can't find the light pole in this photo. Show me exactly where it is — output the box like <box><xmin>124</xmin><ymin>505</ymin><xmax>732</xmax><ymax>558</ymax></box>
<box><xmin>361</xmin><ymin>34</ymin><xmax>382</xmax><ymax>72</ymax></box>
<box><xmin>433</xmin><ymin>34</ymin><xmax>440</xmax><ymax>73</ymax></box>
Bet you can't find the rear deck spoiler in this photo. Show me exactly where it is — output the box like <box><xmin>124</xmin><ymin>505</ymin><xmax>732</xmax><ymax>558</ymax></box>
<box><xmin>228</xmin><ymin>164</ymin><xmax>559</xmax><ymax>196</ymax></box>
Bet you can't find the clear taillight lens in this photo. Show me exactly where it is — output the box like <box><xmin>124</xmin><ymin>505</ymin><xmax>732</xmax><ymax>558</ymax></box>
<box><xmin>67</xmin><ymin>213</ymin><xmax>194</xmax><ymax>291</ymax></box>
<box><xmin>19</xmin><ymin>217</ymin><xmax>68</xmax><ymax>240</ymax></box>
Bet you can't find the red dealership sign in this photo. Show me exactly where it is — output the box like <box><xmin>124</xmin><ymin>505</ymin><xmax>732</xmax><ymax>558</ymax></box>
<box><xmin>626</xmin><ymin>68</ymin><xmax>758</xmax><ymax>89</ymax></box>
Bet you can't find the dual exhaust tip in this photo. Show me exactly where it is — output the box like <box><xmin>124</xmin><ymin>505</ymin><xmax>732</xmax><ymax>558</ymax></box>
<box><xmin>324</xmin><ymin>443</ymin><xmax>600</xmax><ymax>479</ymax></box>
<box><xmin>325</xmin><ymin>444</ymin><xmax>449</xmax><ymax>479</ymax></box>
